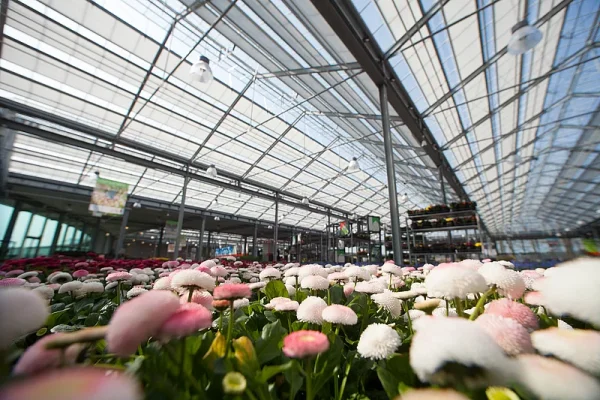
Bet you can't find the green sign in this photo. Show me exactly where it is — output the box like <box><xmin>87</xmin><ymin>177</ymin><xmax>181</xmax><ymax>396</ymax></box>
<box><xmin>368</xmin><ymin>216</ymin><xmax>381</xmax><ymax>232</ymax></box>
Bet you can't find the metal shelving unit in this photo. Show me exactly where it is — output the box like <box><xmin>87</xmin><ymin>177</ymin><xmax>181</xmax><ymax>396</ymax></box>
<box><xmin>327</xmin><ymin>215</ymin><xmax>382</xmax><ymax>264</ymax></box>
<box><xmin>406</xmin><ymin>208</ymin><xmax>484</xmax><ymax>265</ymax></box>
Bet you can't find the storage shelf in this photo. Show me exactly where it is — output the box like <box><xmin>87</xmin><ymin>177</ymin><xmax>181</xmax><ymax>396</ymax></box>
<box><xmin>407</xmin><ymin>210</ymin><xmax>477</xmax><ymax>220</ymax></box>
<box><xmin>411</xmin><ymin>251</ymin><xmax>482</xmax><ymax>256</ymax></box>
<box><xmin>410</xmin><ymin>225</ymin><xmax>479</xmax><ymax>233</ymax></box>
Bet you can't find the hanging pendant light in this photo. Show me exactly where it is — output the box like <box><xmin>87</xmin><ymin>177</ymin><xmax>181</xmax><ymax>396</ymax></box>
<box><xmin>420</xmin><ymin>140</ymin><xmax>427</xmax><ymax>147</ymax></box>
<box><xmin>206</xmin><ymin>164</ymin><xmax>218</xmax><ymax>178</ymax></box>
<box><xmin>400</xmin><ymin>193</ymin><xmax>408</xmax><ymax>203</ymax></box>
<box><xmin>347</xmin><ymin>157</ymin><xmax>360</xmax><ymax>172</ymax></box>
<box><xmin>302</xmin><ymin>197</ymin><xmax>310</xmax><ymax>205</ymax></box>
<box><xmin>507</xmin><ymin>21</ymin><xmax>543</xmax><ymax>55</ymax></box>
<box><xmin>190</xmin><ymin>55</ymin><xmax>213</xmax><ymax>83</ymax></box>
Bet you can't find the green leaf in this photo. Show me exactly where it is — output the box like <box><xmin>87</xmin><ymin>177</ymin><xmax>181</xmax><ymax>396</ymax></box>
<box><xmin>283</xmin><ymin>360</ymin><xmax>304</xmax><ymax>400</ymax></box>
<box><xmin>376</xmin><ymin>354</ymin><xmax>415</xmax><ymax>398</ymax></box>
<box><xmin>36</xmin><ymin>327</ymin><xmax>47</xmax><ymax>336</ymax></box>
<box><xmin>255</xmin><ymin>320</ymin><xmax>287</xmax><ymax>365</ymax></box>
<box><xmin>329</xmin><ymin>285</ymin><xmax>344</xmax><ymax>305</ymax></box>
<box><xmin>295</xmin><ymin>289</ymin><xmax>308</xmax><ymax>303</ymax></box>
<box><xmin>74</xmin><ymin>297</ymin><xmax>95</xmax><ymax>314</ymax></box>
<box><xmin>259</xmin><ymin>361</ymin><xmax>293</xmax><ymax>383</ymax></box>
<box><xmin>50</xmin><ymin>303</ymin><xmax>66</xmax><ymax>312</ymax></box>
<box><xmin>84</xmin><ymin>312</ymin><xmax>100</xmax><ymax>327</ymax></box>
<box><xmin>46</xmin><ymin>309</ymin><xmax>69</xmax><ymax>328</ymax></box>
<box><xmin>486</xmin><ymin>387</ymin><xmax>521</xmax><ymax>400</ymax></box>
<box><xmin>265</xmin><ymin>280</ymin><xmax>288</xmax><ymax>301</ymax></box>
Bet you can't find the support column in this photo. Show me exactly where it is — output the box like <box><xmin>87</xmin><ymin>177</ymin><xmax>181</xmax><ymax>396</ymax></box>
<box><xmin>197</xmin><ymin>216</ymin><xmax>206</xmax><ymax>261</ymax></box>
<box><xmin>320</xmin><ymin>233</ymin><xmax>323</xmax><ymax>263</ymax></box>
<box><xmin>77</xmin><ymin>224</ymin><xmax>87</xmax><ymax>251</ymax></box>
<box><xmin>173</xmin><ymin>174</ymin><xmax>190</xmax><ymax>260</ymax></box>
<box><xmin>1</xmin><ymin>200</ymin><xmax>22</xmax><ymax>259</ymax></box>
<box><xmin>252</xmin><ymin>222</ymin><xmax>258</xmax><ymax>257</ymax></box>
<box><xmin>91</xmin><ymin>218</ymin><xmax>101</xmax><ymax>253</ymax></box>
<box><xmin>274</xmin><ymin>193</ymin><xmax>279</xmax><ymax>262</ymax></box>
<box><xmin>440</xmin><ymin>166</ymin><xmax>453</xmax><ymax>261</ymax></box>
<box><xmin>327</xmin><ymin>210</ymin><xmax>331</xmax><ymax>263</ymax></box>
<box><xmin>244</xmin><ymin>236</ymin><xmax>248</xmax><ymax>255</ymax></box>
<box><xmin>156</xmin><ymin>226</ymin><xmax>164</xmax><ymax>258</ymax></box>
<box><xmin>379</xmin><ymin>83</ymin><xmax>402</xmax><ymax>265</ymax></box>
<box><xmin>49</xmin><ymin>212</ymin><xmax>63</xmax><ymax>255</ymax></box>
<box><xmin>207</xmin><ymin>231</ymin><xmax>212</xmax><ymax>259</ymax></box>
<box><xmin>115</xmin><ymin>206</ymin><xmax>130</xmax><ymax>258</ymax></box>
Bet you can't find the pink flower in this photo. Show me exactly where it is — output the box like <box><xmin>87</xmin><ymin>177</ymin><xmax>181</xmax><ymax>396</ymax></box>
<box><xmin>74</xmin><ymin>262</ymin><xmax>89</xmax><ymax>268</ymax></box>
<box><xmin>13</xmin><ymin>334</ymin><xmax>84</xmax><ymax>375</ymax></box>
<box><xmin>213</xmin><ymin>283</ymin><xmax>251</xmax><ymax>300</ymax></box>
<box><xmin>181</xmin><ymin>290</ymin><xmax>214</xmax><ymax>309</ymax></box>
<box><xmin>106</xmin><ymin>291</ymin><xmax>180</xmax><ymax>356</ymax></box>
<box><xmin>282</xmin><ymin>330</ymin><xmax>330</xmax><ymax>359</ymax></box>
<box><xmin>0</xmin><ymin>278</ymin><xmax>26</xmax><ymax>287</ymax></box>
<box><xmin>0</xmin><ymin>367</ymin><xmax>142</xmax><ymax>400</ymax></box>
<box><xmin>322</xmin><ymin>304</ymin><xmax>358</xmax><ymax>325</ymax></box>
<box><xmin>6</xmin><ymin>270</ymin><xmax>25</xmax><ymax>277</ymax></box>
<box><xmin>343</xmin><ymin>283</ymin><xmax>354</xmax><ymax>297</ymax></box>
<box><xmin>157</xmin><ymin>303</ymin><xmax>212</xmax><ymax>339</ymax></box>
<box><xmin>195</xmin><ymin>265</ymin><xmax>212</xmax><ymax>274</ymax></box>
<box><xmin>211</xmin><ymin>266</ymin><xmax>228</xmax><ymax>277</ymax></box>
<box><xmin>28</xmin><ymin>277</ymin><xmax>41</xmax><ymax>283</ymax></box>
<box><xmin>106</xmin><ymin>272</ymin><xmax>133</xmax><ymax>282</ymax></box>
<box><xmin>485</xmin><ymin>298</ymin><xmax>538</xmax><ymax>332</ymax></box>
<box><xmin>475</xmin><ymin>314</ymin><xmax>534</xmax><ymax>356</ymax></box>
<box><xmin>73</xmin><ymin>269</ymin><xmax>89</xmax><ymax>278</ymax></box>
<box><xmin>0</xmin><ymin>288</ymin><xmax>49</xmax><ymax>349</ymax></box>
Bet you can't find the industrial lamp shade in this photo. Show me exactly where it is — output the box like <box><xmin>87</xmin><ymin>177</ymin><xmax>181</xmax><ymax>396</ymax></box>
<box><xmin>347</xmin><ymin>157</ymin><xmax>360</xmax><ymax>172</ymax></box>
<box><xmin>206</xmin><ymin>164</ymin><xmax>218</xmax><ymax>178</ymax></box>
<box><xmin>507</xmin><ymin>21</ymin><xmax>543</xmax><ymax>55</ymax></box>
<box><xmin>190</xmin><ymin>56</ymin><xmax>213</xmax><ymax>83</ymax></box>
<box><xmin>400</xmin><ymin>193</ymin><xmax>408</xmax><ymax>203</ymax></box>
<box><xmin>302</xmin><ymin>197</ymin><xmax>310</xmax><ymax>205</ymax></box>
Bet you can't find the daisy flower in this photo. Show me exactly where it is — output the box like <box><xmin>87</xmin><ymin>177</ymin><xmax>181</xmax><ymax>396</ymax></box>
<box><xmin>282</xmin><ymin>330</ymin><xmax>329</xmax><ymax>359</ymax></box>
<box><xmin>371</xmin><ymin>290</ymin><xmax>403</xmax><ymax>318</ymax></box>
<box><xmin>157</xmin><ymin>303</ymin><xmax>212</xmax><ymax>339</ymax></box>
<box><xmin>357</xmin><ymin>323</ymin><xmax>401</xmax><ymax>360</ymax></box>
<box><xmin>425</xmin><ymin>266</ymin><xmax>487</xmax><ymax>299</ymax></box>
<box><xmin>0</xmin><ymin>288</ymin><xmax>49</xmax><ymax>349</ymax></box>
<box><xmin>274</xmin><ymin>300</ymin><xmax>300</xmax><ymax>312</ymax></box>
<box><xmin>152</xmin><ymin>277</ymin><xmax>172</xmax><ymax>291</ymax></box>
<box><xmin>478</xmin><ymin>262</ymin><xmax>525</xmax><ymax>299</ymax></box>
<box><xmin>400</xmin><ymin>389</ymin><xmax>469</xmax><ymax>400</ymax></box>
<box><xmin>382</xmin><ymin>263</ymin><xmax>403</xmax><ymax>276</ymax></box>
<box><xmin>322</xmin><ymin>304</ymin><xmax>358</xmax><ymax>325</ymax></box>
<box><xmin>485</xmin><ymin>298</ymin><xmax>538</xmax><ymax>332</ymax></box>
<box><xmin>296</xmin><ymin>296</ymin><xmax>327</xmax><ymax>324</ymax></box>
<box><xmin>300</xmin><ymin>275</ymin><xmax>329</xmax><ymax>290</ymax></box>
<box><xmin>106</xmin><ymin>272</ymin><xmax>133</xmax><ymax>283</ymax></box>
<box><xmin>213</xmin><ymin>283</ymin><xmax>251</xmax><ymax>300</ymax></box>
<box><xmin>354</xmin><ymin>280</ymin><xmax>385</xmax><ymax>294</ymax></box>
<box><xmin>259</xmin><ymin>267</ymin><xmax>281</xmax><ymax>281</ymax></box>
<box><xmin>126</xmin><ymin>287</ymin><xmax>148</xmax><ymax>299</ymax></box>
<box><xmin>170</xmin><ymin>270</ymin><xmax>215</xmax><ymax>292</ymax></box>
<box><xmin>58</xmin><ymin>281</ymin><xmax>83</xmax><ymax>294</ymax></box>
<box><xmin>0</xmin><ymin>278</ymin><xmax>26</xmax><ymax>287</ymax></box>
<box><xmin>531</xmin><ymin>328</ymin><xmax>600</xmax><ymax>376</ymax></box>
<box><xmin>515</xmin><ymin>354</ymin><xmax>600</xmax><ymax>400</ymax></box>
<box><xmin>475</xmin><ymin>314</ymin><xmax>534</xmax><ymax>356</ymax></box>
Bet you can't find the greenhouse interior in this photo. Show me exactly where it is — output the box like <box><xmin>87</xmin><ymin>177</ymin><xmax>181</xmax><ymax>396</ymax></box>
<box><xmin>0</xmin><ymin>0</ymin><xmax>599</xmax><ymax>398</ymax></box>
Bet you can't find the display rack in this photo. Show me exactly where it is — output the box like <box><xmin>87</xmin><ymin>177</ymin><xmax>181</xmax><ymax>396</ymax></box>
<box><xmin>406</xmin><ymin>207</ymin><xmax>483</xmax><ymax>265</ymax></box>
<box><xmin>326</xmin><ymin>215</ymin><xmax>382</xmax><ymax>264</ymax></box>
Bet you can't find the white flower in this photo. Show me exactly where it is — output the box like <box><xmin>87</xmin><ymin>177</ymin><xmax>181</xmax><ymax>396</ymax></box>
<box><xmin>132</xmin><ymin>274</ymin><xmax>150</xmax><ymax>285</ymax></box>
<box><xmin>286</xmin><ymin>284</ymin><xmax>296</xmax><ymax>297</ymax></box>
<box><xmin>48</xmin><ymin>272</ymin><xmax>72</xmax><ymax>284</ymax></box>
<box><xmin>233</xmin><ymin>298</ymin><xmax>249</xmax><ymax>310</ymax></box>
<box><xmin>557</xmin><ymin>319</ymin><xmax>573</xmax><ymax>330</ymax></box>
<box><xmin>535</xmin><ymin>267</ymin><xmax>546</xmax><ymax>276</ymax></box>
<box><xmin>284</xmin><ymin>267</ymin><xmax>300</xmax><ymax>277</ymax></box>
<box><xmin>344</xmin><ymin>266</ymin><xmax>370</xmax><ymax>281</ymax></box>
<box><xmin>300</xmin><ymin>275</ymin><xmax>329</xmax><ymax>290</ymax></box>
<box><xmin>58</xmin><ymin>281</ymin><xmax>83</xmax><ymax>294</ymax></box>
<box><xmin>404</xmin><ymin>309</ymin><xmax>425</xmax><ymax>322</ymax></box>
<box><xmin>327</xmin><ymin>272</ymin><xmax>349</xmax><ymax>284</ymax></box>
<box><xmin>259</xmin><ymin>267</ymin><xmax>281</xmax><ymax>281</ymax></box>
<box><xmin>515</xmin><ymin>354</ymin><xmax>600</xmax><ymax>400</ymax></box>
<box><xmin>364</xmin><ymin>265</ymin><xmax>378</xmax><ymax>276</ymax></box>
<box><xmin>296</xmin><ymin>296</ymin><xmax>327</xmax><ymax>324</ymax></box>
<box><xmin>153</xmin><ymin>277</ymin><xmax>172</xmax><ymax>291</ymax></box>
<box><xmin>357</xmin><ymin>323</ymin><xmax>401</xmax><ymax>360</ymax></box>
<box><xmin>458</xmin><ymin>259</ymin><xmax>482</xmax><ymax>270</ymax></box>
<box><xmin>248</xmin><ymin>282</ymin><xmax>267</xmax><ymax>290</ymax></box>
<box><xmin>171</xmin><ymin>270</ymin><xmax>215</xmax><ymax>291</ymax></box>
<box><xmin>371</xmin><ymin>290</ymin><xmax>403</xmax><ymax>318</ymax></box>
<box><xmin>532</xmin><ymin>258</ymin><xmax>600</xmax><ymax>326</ymax></box>
<box><xmin>478</xmin><ymin>262</ymin><xmax>525</xmax><ymax>299</ymax></box>
<box><xmin>274</xmin><ymin>300</ymin><xmax>299</xmax><ymax>312</ymax></box>
<box><xmin>393</xmin><ymin>290</ymin><xmax>419</xmax><ymax>300</ymax></box>
<box><xmin>105</xmin><ymin>282</ymin><xmax>118</xmax><ymax>290</ymax></box>
<box><xmin>409</xmin><ymin>317</ymin><xmax>514</xmax><ymax>388</ymax></box>
<box><xmin>425</xmin><ymin>266</ymin><xmax>487</xmax><ymax>299</ymax></box>
<box><xmin>354</xmin><ymin>280</ymin><xmax>385</xmax><ymax>294</ymax></box>
<box><xmin>322</xmin><ymin>304</ymin><xmax>358</xmax><ymax>325</ymax></box>
<box><xmin>17</xmin><ymin>271</ymin><xmax>38</xmax><ymax>279</ymax></box>
<box><xmin>127</xmin><ymin>287</ymin><xmax>148</xmax><ymax>299</ymax></box>
<box><xmin>211</xmin><ymin>266</ymin><xmax>228</xmax><ymax>277</ymax></box>
<box><xmin>298</xmin><ymin>265</ymin><xmax>328</xmax><ymax>280</ymax></box>
<box><xmin>432</xmin><ymin>307</ymin><xmax>458</xmax><ymax>317</ymax></box>
<box><xmin>265</xmin><ymin>297</ymin><xmax>292</xmax><ymax>310</ymax></box>
<box><xmin>497</xmin><ymin>260</ymin><xmax>515</xmax><ymax>269</ymax></box>
<box><xmin>130</xmin><ymin>268</ymin><xmax>143</xmax><ymax>275</ymax></box>
<box><xmin>32</xmin><ymin>285</ymin><xmax>55</xmax><ymax>301</ymax></box>
<box><xmin>531</xmin><ymin>328</ymin><xmax>600</xmax><ymax>376</ymax></box>
<box><xmin>82</xmin><ymin>282</ymin><xmax>105</xmax><ymax>294</ymax></box>
<box><xmin>0</xmin><ymin>288</ymin><xmax>49</xmax><ymax>349</ymax></box>
<box><xmin>382</xmin><ymin>263</ymin><xmax>403</xmax><ymax>276</ymax></box>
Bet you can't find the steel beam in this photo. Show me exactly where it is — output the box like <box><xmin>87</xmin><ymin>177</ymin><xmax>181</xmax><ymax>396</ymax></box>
<box><xmin>310</xmin><ymin>0</ymin><xmax>469</xmax><ymax>202</ymax></box>
<box><xmin>0</xmin><ymin>0</ymin><xmax>9</xmax><ymax>59</ymax></box>
<box><xmin>306</xmin><ymin>110</ymin><xmax>404</xmax><ymax>121</ymax></box>
<box><xmin>240</xmin><ymin>112</ymin><xmax>304</xmax><ymax>179</ymax></box>
<box><xmin>356</xmin><ymin>138</ymin><xmax>422</xmax><ymax>151</ymax></box>
<box><xmin>422</xmin><ymin>0</ymin><xmax>574</xmax><ymax>117</ymax></box>
<box><xmin>384</xmin><ymin>0</ymin><xmax>451</xmax><ymax>60</ymax></box>
<box><xmin>257</xmin><ymin>62</ymin><xmax>361</xmax><ymax>79</ymax></box>
<box><xmin>380</xmin><ymin>84</ymin><xmax>403</xmax><ymax>265</ymax></box>
<box><xmin>173</xmin><ymin>172</ymin><xmax>190</xmax><ymax>260</ymax></box>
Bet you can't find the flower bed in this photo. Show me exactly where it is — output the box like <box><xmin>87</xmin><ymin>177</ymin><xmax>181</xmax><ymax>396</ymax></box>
<box><xmin>0</xmin><ymin>258</ymin><xmax>599</xmax><ymax>399</ymax></box>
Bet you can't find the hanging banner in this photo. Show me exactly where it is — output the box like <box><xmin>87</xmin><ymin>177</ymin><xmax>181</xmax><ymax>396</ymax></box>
<box><xmin>368</xmin><ymin>216</ymin><xmax>381</xmax><ymax>232</ymax></box>
<box><xmin>339</xmin><ymin>221</ymin><xmax>349</xmax><ymax>236</ymax></box>
<box><xmin>583</xmin><ymin>238</ymin><xmax>599</xmax><ymax>255</ymax></box>
<box><xmin>167</xmin><ymin>243</ymin><xmax>175</xmax><ymax>253</ymax></box>
<box><xmin>88</xmin><ymin>177</ymin><xmax>128</xmax><ymax>215</ymax></box>
<box><xmin>164</xmin><ymin>220</ymin><xmax>178</xmax><ymax>240</ymax></box>
<box><xmin>216</xmin><ymin>245</ymin><xmax>235</xmax><ymax>256</ymax></box>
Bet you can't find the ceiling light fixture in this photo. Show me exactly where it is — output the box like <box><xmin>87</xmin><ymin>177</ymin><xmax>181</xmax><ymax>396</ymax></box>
<box><xmin>302</xmin><ymin>197</ymin><xmax>310</xmax><ymax>205</ymax></box>
<box><xmin>400</xmin><ymin>193</ymin><xmax>408</xmax><ymax>203</ymax></box>
<box><xmin>420</xmin><ymin>140</ymin><xmax>427</xmax><ymax>147</ymax></box>
<box><xmin>507</xmin><ymin>21</ymin><xmax>543</xmax><ymax>55</ymax></box>
<box><xmin>190</xmin><ymin>55</ymin><xmax>213</xmax><ymax>83</ymax></box>
<box><xmin>214</xmin><ymin>216</ymin><xmax>220</xmax><ymax>221</ymax></box>
<box><xmin>347</xmin><ymin>157</ymin><xmax>360</xmax><ymax>173</ymax></box>
<box><xmin>206</xmin><ymin>164</ymin><xmax>217</xmax><ymax>178</ymax></box>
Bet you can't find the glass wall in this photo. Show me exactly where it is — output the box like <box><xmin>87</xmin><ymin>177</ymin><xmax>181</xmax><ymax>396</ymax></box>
<box><xmin>495</xmin><ymin>238</ymin><xmax>584</xmax><ymax>260</ymax></box>
<box><xmin>0</xmin><ymin>202</ymin><xmax>93</xmax><ymax>260</ymax></box>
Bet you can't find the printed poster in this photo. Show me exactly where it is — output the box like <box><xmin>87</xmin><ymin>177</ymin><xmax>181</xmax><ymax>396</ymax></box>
<box><xmin>88</xmin><ymin>178</ymin><xmax>128</xmax><ymax>215</ymax></box>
